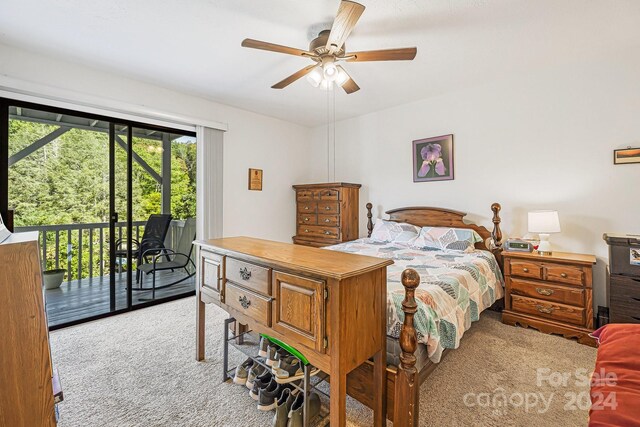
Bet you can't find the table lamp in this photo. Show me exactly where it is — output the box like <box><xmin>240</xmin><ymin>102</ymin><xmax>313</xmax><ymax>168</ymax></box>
<box><xmin>528</xmin><ymin>210</ymin><xmax>561</xmax><ymax>255</ymax></box>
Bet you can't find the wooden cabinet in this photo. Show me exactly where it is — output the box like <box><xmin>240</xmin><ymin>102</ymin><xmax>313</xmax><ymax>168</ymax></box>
<box><xmin>292</xmin><ymin>182</ymin><xmax>361</xmax><ymax>247</ymax></box>
<box><xmin>195</xmin><ymin>237</ymin><xmax>392</xmax><ymax>427</ymax></box>
<box><xmin>0</xmin><ymin>233</ymin><xmax>57</xmax><ymax>426</ymax></box>
<box><xmin>272</xmin><ymin>271</ymin><xmax>325</xmax><ymax>352</ymax></box>
<box><xmin>502</xmin><ymin>251</ymin><xmax>596</xmax><ymax>346</ymax></box>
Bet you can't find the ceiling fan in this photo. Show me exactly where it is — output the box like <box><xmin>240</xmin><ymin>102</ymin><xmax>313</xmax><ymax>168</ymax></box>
<box><xmin>241</xmin><ymin>0</ymin><xmax>417</xmax><ymax>94</ymax></box>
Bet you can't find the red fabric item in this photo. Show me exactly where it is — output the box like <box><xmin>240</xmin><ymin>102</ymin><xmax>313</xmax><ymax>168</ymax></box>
<box><xmin>589</xmin><ymin>324</ymin><xmax>640</xmax><ymax>426</ymax></box>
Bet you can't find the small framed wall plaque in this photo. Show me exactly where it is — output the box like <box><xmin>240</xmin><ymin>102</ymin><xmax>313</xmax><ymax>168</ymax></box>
<box><xmin>248</xmin><ymin>168</ymin><xmax>263</xmax><ymax>191</ymax></box>
<box><xmin>613</xmin><ymin>147</ymin><xmax>640</xmax><ymax>165</ymax></box>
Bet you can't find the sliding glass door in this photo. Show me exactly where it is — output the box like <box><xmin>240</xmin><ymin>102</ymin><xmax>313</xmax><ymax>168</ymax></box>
<box><xmin>0</xmin><ymin>98</ymin><xmax>197</xmax><ymax>328</ymax></box>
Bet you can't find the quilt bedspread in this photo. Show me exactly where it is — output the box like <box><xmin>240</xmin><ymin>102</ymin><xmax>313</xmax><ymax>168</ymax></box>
<box><xmin>325</xmin><ymin>239</ymin><xmax>504</xmax><ymax>362</ymax></box>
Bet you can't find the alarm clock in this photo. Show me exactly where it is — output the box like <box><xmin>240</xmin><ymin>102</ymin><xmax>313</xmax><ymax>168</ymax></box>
<box><xmin>504</xmin><ymin>238</ymin><xmax>534</xmax><ymax>252</ymax></box>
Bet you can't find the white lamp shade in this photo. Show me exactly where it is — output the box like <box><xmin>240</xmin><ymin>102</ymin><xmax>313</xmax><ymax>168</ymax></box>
<box><xmin>528</xmin><ymin>210</ymin><xmax>561</xmax><ymax>233</ymax></box>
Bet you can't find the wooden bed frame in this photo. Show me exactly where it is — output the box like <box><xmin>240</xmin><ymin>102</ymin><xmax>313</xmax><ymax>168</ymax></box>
<box><xmin>345</xmin><ymin>202</ymin><xmax>503</xmax><ymax>426</ymax></box>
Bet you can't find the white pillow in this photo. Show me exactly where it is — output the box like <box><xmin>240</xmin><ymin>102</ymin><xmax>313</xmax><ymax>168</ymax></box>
<box><xmin>411</xmin><ymin>227</ymin><xmax>483</xmax><ymax>252</ymax></box>
<box><xmin>370</xmin><ymin>219</ymin><xmax>420</xmax><ymax>245</ymax></box>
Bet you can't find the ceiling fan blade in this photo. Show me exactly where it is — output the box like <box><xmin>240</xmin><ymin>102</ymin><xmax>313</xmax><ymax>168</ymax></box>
<box><xmin>271</xmin><ymin>65</ymin><xmax>317</xmax><ymax>89</ymax></box>
<box><xmin>241</xmin><ymin>38</ymin><xmax>314</xmax><ymax>57</ymax></box>
<box><xmin>336</xmin><ymin>65</ymin><xmax>360</xmax><ymax>94</ymax></box>
<box><xmin>326</xmin><ymin>1</ymin><xmax>365</xmax><ymax>54</ymax></box>
<box><xmin>345</xmin><ymin>47</ymin><xmax>417</xmax><ymax>62</ymax></box>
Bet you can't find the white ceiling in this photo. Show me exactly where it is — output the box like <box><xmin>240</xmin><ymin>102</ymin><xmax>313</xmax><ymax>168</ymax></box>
<box><xmin>0</xmin><ymin>0</ymin><xmax>639</xmax><ymax>127</ymax></box>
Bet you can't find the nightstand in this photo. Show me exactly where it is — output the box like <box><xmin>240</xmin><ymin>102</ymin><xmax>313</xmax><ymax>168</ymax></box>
<box><xmin>501</xmin><ymin>250</ymin><xmax>597</xmax><ymax>346</ymax></box>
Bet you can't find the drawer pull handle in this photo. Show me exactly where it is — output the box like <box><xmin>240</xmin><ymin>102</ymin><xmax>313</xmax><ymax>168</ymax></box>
<box><xmin>560</xmin><ymin>273</ymin><xmax>568</xmax><ymax>278</ymax></box>
<box><xmin>304</xmin><ymin>217</ymin><xmax>309</xmax><ymax>221</ymax></box>
<box><xmin>304</xmin><ymin>206</ymin><xmax>310</xmax><ymax>210</ymax></box>
<box><xmin>536</xmin><ymin>288</ymin><xmax>555</xmax><ymax>296</ymax></box>
<box><xmin>632</xmin><ymin>297</ymin><xmax>640</xmax><ymax>302</ymax></box>
<box><xmin>305</xmin><ymin>229</ymin><xmax>309</xmax><ymax>233</ymax></box>
<box><xmin>325</xmin><ymin>231</ymin><xmax>331</xmax><ymax>235</ymax></box>
<box><xmin>536</xmin><ymin>305</ymin><xmax>555</xmax><ymax>314</ymax></box>
<box><xmin>325</xmin><ymin>206</ymin><xmax>331</xmax><ymax>210</ymax></box>
<box><xmin>239</xmin><ymin>267</ymin><xmax>252</xmax><ymax>281</ymax></box>
<box><xmin>523</xmin><ymin>268</ymin><xmax>529</xmax><ymax>273</ymax></box>
<box><xmin>324</xmin><ymin>219</ymin><xmax>330</xmax><ymax>223</ymax></box>
<box><xmin>633</xmin><ymin>316</ymin><xmax>640</xmax><ymax>321</ymax></box>
<box><xmin>238</xmin><ymin>295</ymin><xmax>251</xmax><ymax>309</ymax></box>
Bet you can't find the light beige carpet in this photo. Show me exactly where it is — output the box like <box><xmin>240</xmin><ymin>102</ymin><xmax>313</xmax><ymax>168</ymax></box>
<box><xmin>50</xmin><ymin>297</ymin><xmax>595</xmax><ymax>426</ymax></box>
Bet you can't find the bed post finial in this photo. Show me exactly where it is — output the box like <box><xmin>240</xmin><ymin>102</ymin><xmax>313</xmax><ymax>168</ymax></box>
<box><xmin>366</xmin><ymin>203</ymin><xmax>373</xmax><ymax>238</ymax></box>
<box><xmin>491</xmin><ymin>202</ymin><xmax>502</xmax><ymax>249</ymax></box>
<box><xmin>394</xmin><ymin>268</ymin><xmax>420</xmax><ymax>427</ymax></box>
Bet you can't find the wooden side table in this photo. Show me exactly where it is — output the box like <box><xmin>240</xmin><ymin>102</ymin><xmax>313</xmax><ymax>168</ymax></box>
<box><xmin>501</xmin><ymin>250</ymin><xmax>597</xmax><ymax>346</ymax></box>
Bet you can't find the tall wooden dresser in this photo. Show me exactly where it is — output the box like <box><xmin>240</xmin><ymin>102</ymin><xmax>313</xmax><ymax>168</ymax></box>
<box><xmin>292</xmin><ymin>182</ymin><xmax>361</xmax><ymax>247</ymax></box>
<box><xmin>0</xmin><ymin>232</ymin><xmax>58</xmax><ymax>426</ymax></box>
<box><xmin>502</xmin><ymin>250</ymin><xmax>597</xmax><ymax>345</ymax></box>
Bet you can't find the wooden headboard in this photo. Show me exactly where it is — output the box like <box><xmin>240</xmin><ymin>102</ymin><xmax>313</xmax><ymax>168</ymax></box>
<box><xmin>366</xmin><ymin>202</ymin><xmax>503</xmax><ymax>254</ymax></box>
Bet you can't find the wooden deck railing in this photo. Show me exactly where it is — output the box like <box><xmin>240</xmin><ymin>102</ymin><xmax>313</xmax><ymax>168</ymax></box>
<box><xmin>15</xmin><ymin>220</ymin><xmax>186</xmax><ymax>282</ymax></box>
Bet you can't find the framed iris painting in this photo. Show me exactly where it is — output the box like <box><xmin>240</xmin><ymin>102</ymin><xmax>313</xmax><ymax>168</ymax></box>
<box><xmin>412</xmin><ymin>134</ymin><xmax>454</xmax><ymax>182</ymax></box>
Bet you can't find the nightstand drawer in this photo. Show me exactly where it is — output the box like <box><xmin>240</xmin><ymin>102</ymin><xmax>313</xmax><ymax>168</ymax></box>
<box><xmin>544</xmin><ymin>264</ymin><xmax>584</xmax><ymax>287</ymax></box>
<box><xmin>317</xmin><ymin>188</ymin><xmax>341</xmax><ymax>200</ymax></box>
<box><xmin>296</xmin><ymin>190</ymin><xmax>315</xmax><ymax>201</ymax></box>
<box><xmin>510</xmin><ymin>260</ymin><xmax>543</xmax><ymax>280</ymax></box>
<box><xmin>317</xmin><ymin>214</ymin><xmax>340</xmax><ymax>226</ymax></box>
<box><xmin>511</xmin><ymin>295</ymin><xmax>584</xmax><ymax>326</ymax></box>
<box><xmin>509</xmin><ymin>278</ymin><xmax>584</xmax><ymax>306</ymax></box>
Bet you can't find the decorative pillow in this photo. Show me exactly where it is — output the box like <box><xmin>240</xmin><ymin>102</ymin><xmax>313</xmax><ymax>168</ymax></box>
<box><xmin>411</xmin><ymin>227</ymin><xmax>483</xmax><ymax>252</ymax></box>
<box><xmin>369</xmin><ymin>219</ymin><xmax>420</xmax><ymax>245</ymax></box>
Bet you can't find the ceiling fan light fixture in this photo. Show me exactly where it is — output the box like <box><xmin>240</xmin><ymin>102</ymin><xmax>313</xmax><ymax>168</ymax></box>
<box><xmin>321</xmin><ymin>57</ymin><xmax>338</xmax><ymax>81</ymax></box>
<box><xmin>306</xmin><ymin>67</ymin><xmax>323</xmax><ymax>88</ymax></box>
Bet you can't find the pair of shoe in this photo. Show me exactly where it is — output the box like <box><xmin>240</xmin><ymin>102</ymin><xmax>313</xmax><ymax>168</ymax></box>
<box><xmin>273</xmin><ymin>390</ymin><xmax>321</xmax><ymax>427</ymax></box>
<box><xmin>250</xmin><ymin>370</ymin><xmax>302</xmax><ymax>412</ymax></box>
<box><xmin>233</xmin><ymin>357</ymin><xmax>266</xmax><ymax>387</ymax></box>
<box><xmin>259</xmin><ymin>337</ymin><xmax>320</xmax><ymax>384</ymax></box>
<box><xmin>260</xmin><ymin>337</ymin><xmax>287</xmax><ymax>368</ymax></box>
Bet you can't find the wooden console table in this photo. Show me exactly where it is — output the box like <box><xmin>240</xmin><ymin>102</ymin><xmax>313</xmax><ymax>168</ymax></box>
<box><xmin>194</xmin><ymin>237</ymin><xmax>393</xmax><ymax>427</ymax></box>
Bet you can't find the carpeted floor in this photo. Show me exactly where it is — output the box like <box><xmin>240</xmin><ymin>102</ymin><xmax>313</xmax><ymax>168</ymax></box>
<box><xmin>50</xmin><ymin>297</ymin><xmax>595</xmax><ymax>426</ymax></box>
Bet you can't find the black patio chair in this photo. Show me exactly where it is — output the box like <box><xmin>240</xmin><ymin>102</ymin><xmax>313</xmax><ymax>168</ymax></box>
<box><xmin>136</xmin><ymin>217</ymin><xmax>196</xmax><ymax>300</ymax></box>
<box><xmin>115</xmin><ymin>213</ymin><xmax>172</xmax><ymax>284</ymax></box>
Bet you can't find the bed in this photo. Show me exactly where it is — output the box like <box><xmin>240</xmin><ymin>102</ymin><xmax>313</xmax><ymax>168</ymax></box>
<box><xmin>332</xmin><ymin>203</ymin><xmax>504</xmax><ymax>426</ymax></box>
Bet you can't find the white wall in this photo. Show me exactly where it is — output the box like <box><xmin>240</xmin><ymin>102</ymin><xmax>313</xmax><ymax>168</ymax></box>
<box><xmin>311</xmin><ymin>48</ymin><xmax>640</xmax><ymax>308</ymax></box>
<box><xmin>0</xmin><ymin>43</ymin><xmax>318</xmax><ymax>242</ymax></box>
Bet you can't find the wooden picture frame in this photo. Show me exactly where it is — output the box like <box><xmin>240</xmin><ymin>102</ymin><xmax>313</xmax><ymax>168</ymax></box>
<box><xmin>412</xmin><ymin>134</ymin><xmax>454</xmax><ymax>182</ymax></box>
<box><xmin>248</xmin><ymin>168</ymin><xmax>263</xmax><ymax>191</ymax></box>
<box><xmin>613</xmin><ymin>147</ymin><xmax>640</xmax><ymax>165</ymax></box>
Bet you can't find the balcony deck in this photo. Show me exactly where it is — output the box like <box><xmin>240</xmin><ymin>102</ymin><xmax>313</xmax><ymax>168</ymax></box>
<box><xmin>44</xmin><ymin>270</ymin><xmax>195</xmax><ymax>327</ymax></box>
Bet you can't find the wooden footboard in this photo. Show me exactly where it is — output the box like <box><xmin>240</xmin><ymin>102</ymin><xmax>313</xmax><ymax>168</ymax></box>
<box><xmin>347</xmin><ymin>202</ymin><xmax>503</xmax><ymax>424</ymax></box>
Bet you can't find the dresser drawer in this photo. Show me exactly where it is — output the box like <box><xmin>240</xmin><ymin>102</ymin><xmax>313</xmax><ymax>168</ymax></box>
<box><xmin>317</xmin><ymin>214</ymin><xmax>339</xmax><ymax>227</ymax></box>
<box><xmin>201</xmin><ymin>251</ymin><xmax>224</xmax><ymax>301</ymax></box>
<box><xmin>317</xmin><ymin>188</ymin><xmax>341</xmax><ymax>200</ymax></box>
<box><xmin>297</xmin><ymin>202</ymin><xmax>317</xmax><ymax>213</ymax></box>
<box><xmin>544</xmin><ymin>263</ymin><xmax>584</xmax><ymax>287</ymax></box>
<box><xmin>297</xmin><ymin>214</ymin><xmax>317</xmax><ymax>225</ymax></box>
<box><xmin>272</xmin><ymin>271</ymin><xmax>325</xmax><ymax>352</ymax></box>
<box><xmin>296</xmin><ymin>190</ymin><xmax>315</xmax><ymax>201</ymax></box>
<box><xmin>509</xmin><ymin>260</ymin><xmax>543</xmax><ymax>280</ymax></box>
<box><xmin>317</xmin><ymin>201</ymin><xmax>340</xmax><ymax>214</ymax></box>
<box><xmin>225</xmin><ymin>258</ymin><xmax>271</xmax><ymax>296</ymax></box>
<box><xmin>511</xmin><ymin>295</ymin><xmax>584</xmax><ymax>326</ymax></box>
<box><xmin>610</xmin><ymin>275</ymin><xmax>640</xmax><ymax>323</ymax></box>
<box><xmin>509</xmin><ymin>278</ymin><xmax>584</xmax><ymax>306</ymax></box>
<box><xmin>225</xmin><ymin>282</ymin><xmax>272</xmax><ymax>327</ymax></box>
<box><xmin>297</xmin><ymin>225</ymin><xmax>340</xmax><ymax>240</ymax></box>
